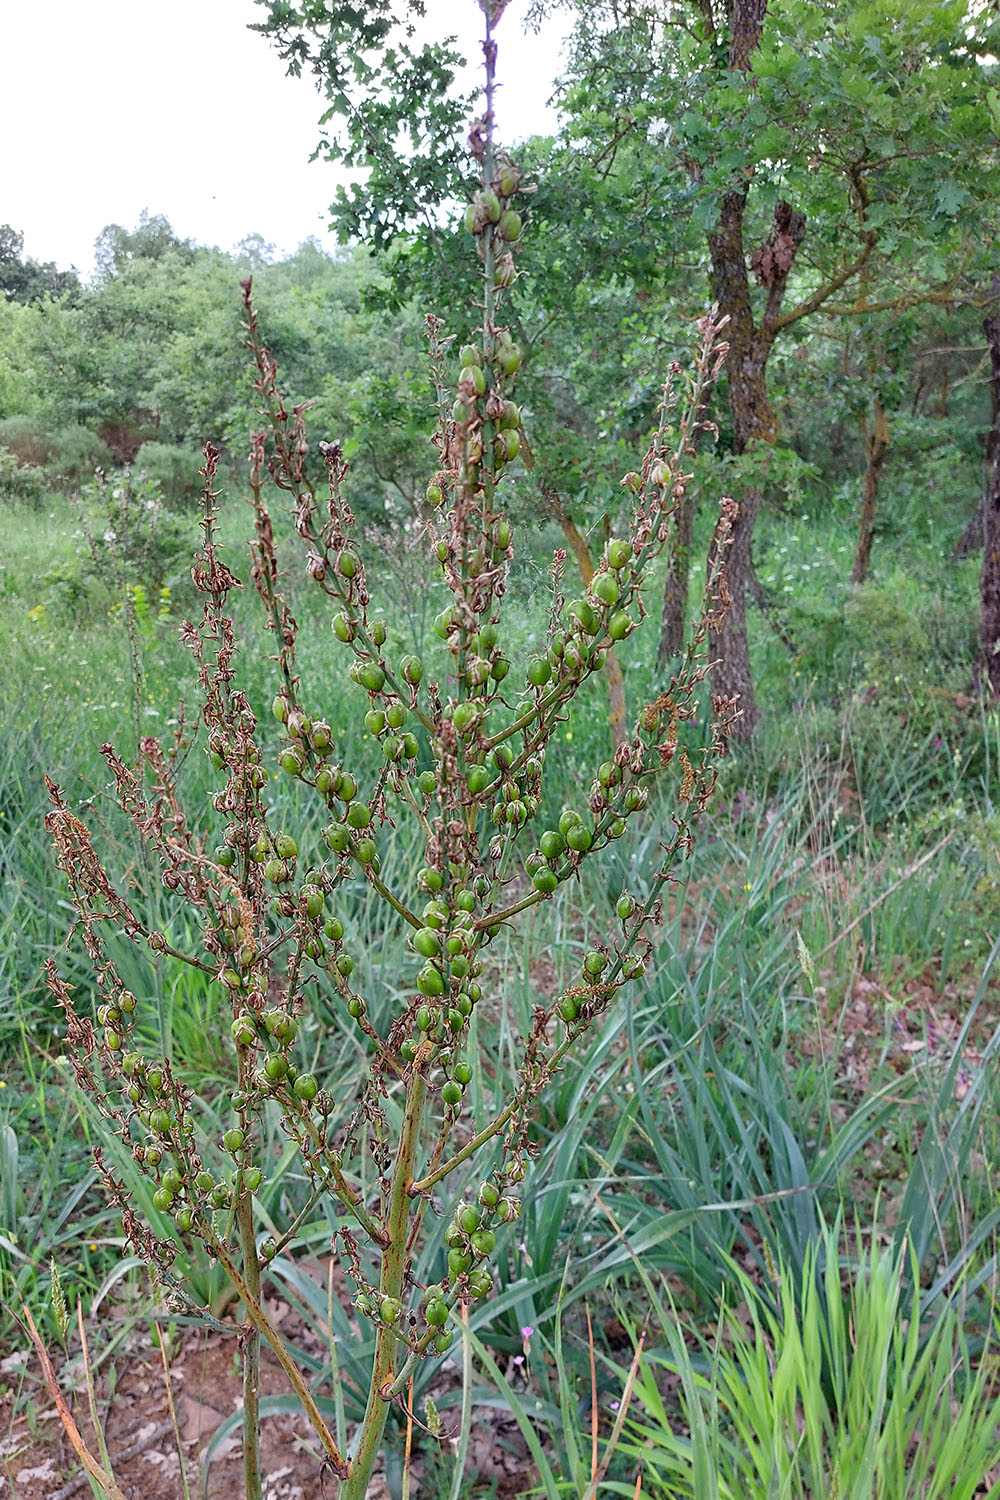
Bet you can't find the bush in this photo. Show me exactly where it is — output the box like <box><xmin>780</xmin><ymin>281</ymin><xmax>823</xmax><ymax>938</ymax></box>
<box><xmin>134</xmin><ymin>441</ymin><xmax>204</xmax><ymax>509</ymax></box>
<box><xmin>0</xmin><ymin>445</ymin><xmax>47</xmax><ymax>507</ymax></box>
<box><xmin>46</xmin><ymin>425</ymin><xmax>112</xmax><ymax>486</ymax></box>
<box><xmin>0</xmin><ymin>415</ymin><xmax>54</xmax><ymax>468</ymax></box>
<box><xmin>0</xmin><ymin>417</ymin><xmax>111</xmax><ymax>489</ymax></box>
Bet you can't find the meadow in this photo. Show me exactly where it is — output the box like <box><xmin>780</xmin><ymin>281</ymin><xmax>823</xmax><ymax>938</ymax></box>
<box><xmin>3</xmin><ymin>399</ymin><xmax>1000</xmax><ymax>1497</ymax></box>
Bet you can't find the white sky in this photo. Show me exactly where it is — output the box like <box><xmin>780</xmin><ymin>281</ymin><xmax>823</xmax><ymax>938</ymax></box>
<box><xmin>2</xmin><ymin>0</ymin><xmax>567</xmax><ymax>280</ymax></box>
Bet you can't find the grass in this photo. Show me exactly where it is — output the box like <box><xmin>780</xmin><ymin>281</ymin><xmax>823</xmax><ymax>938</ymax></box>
<box><xmin>3</xmin><ymin>464</ymin><xmax>1000</xmax><ymax>1495</ymax></box>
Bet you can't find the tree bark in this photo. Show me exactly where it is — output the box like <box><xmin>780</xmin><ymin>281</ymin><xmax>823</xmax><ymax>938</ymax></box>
<box><xmin>851</xmin><ymin>394</ymin><xmax>890</xmax><ymax>584</ymax></box>
<box><xmin>700</xmin><ymin>0</ymin><xmax>805</xmax><ymax>740</ymax></box>
<box><xmin>979</xmin><ymin>293</ymin><xmax>1000</xmax><ymax>695</ymax></box>
<box><xmin>706</xmin><ymin>185</ymin><xmax>804</xmax><ymax>737</ymax></box>
<box><xmin>547</xmin><ymin>491</ymin><xmax>628</xmax><ymax>748</ymax></box>
<box><xmin>657</xmin><ymin>484</ymin><xmax>695</xmax><ymax>667</ymax></box>
<box><xmin>954</xmin><ymin>344</ymin><xmax>998</xmax><ymax>559</ymax></box>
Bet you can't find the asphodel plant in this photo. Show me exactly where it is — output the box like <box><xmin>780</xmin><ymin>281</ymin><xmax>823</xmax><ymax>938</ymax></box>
<box><xmin>44</xmin><ymin>9</ymin><xmax>735</xmax><ymax>1498</ymax></box>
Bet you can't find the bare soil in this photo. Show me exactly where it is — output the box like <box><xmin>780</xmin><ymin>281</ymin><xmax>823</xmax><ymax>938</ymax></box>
<box><xmin>1</xmin><ymin>1321</ymin><xmax>535</xmax><ymax>1500</ymax></box>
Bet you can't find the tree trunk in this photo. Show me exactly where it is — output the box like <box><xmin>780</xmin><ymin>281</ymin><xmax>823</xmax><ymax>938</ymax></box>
<box><xmin>851</xmin><ymin>394</ymin><xmax>890</xmax><ymax>584</ymax></box>
<box><xmin>657</xmin><ymin>485</ymin><xmax>695</xmax><ymax>668</ymax></box>
<box><xmin>979</xmin><ymin>296</ymin><xmax>1000</xmax><ymax>695</ymax></box>
<box><xmin>706</xmin><ymin>182</ymin><xmax>803</xmax><ymax>736</ymax></box>
<box><xmin>699</xmin><ymin>0</ymin><xmax>805</xmax><ymax>740</ymax></box>
<box><xmin>954</xmin><ymin>348</ymin><xmax>998</xmax><ymax>559</ymax></box>
<box><xmin>707</xmin><ymin>483</ymin><xmax>763</xmax><ymax>732</ymax></box>
<box><xmin>954</xmin><ymin>496</ymin><xmax>984</xmax><ymax>559</ymax></box>
<box><xmin>547</xmin><ymin>491</ymin><xmax>628</xmax><ymax>748</ymax></box>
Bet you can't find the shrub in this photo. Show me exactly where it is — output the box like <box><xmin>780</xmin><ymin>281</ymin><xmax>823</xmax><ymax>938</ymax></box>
<box><xmin>0</xmin><ymin>445</ymin><xmax>47</xmax><ymax>507</ymax></box>
<box><xmin>134</xmin><ymin>440</ymin><xmax>204</xmax><ymax>509</ymax></box>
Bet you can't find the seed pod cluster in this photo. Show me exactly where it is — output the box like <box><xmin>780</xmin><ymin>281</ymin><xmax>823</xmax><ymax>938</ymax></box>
<box><xmin>45</xmin><ymin>122</ymin><xmax>734</xmax><ymax>1464</ymax></box>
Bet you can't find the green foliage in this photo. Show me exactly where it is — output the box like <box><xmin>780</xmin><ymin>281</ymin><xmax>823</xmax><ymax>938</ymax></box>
<box><xmin>618</xmin><ymin>1222</ymin><xmax>1000</xmax><ymax>1500</ymax></box>
<box><xmin>0</xmin><ymin>223</ymin><xmax>79</xmax><ymax>304</ymax></box>
<box><xmin>0</xmin><ymin>416</ymin><xmax>111</xmax><ymax>487</ymax></box>
<box><xmin>0</xmin><ymin>445</ymin><xmax>47</xmax><ymax>507</ymax></box>
<box><xmin>134</xmin><ymin>441</ymin><xmax>204</xmax><ymax>509</ymax></box>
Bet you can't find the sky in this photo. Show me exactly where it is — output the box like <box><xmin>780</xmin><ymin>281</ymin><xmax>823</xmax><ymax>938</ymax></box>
<box><xmin>3</xmin><ymin>0</ymin><xmax>568</xmax><ymax>281</ymax></box>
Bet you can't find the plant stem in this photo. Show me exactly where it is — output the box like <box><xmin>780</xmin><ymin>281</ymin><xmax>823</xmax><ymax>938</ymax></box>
<box><xmin>210</xmin><ymin>1236</ymin><xmax>348</xmax><ymax>1475</ymax></box>
<box><xmin>340</xmin><ymin>1063</ymin><xmax>427</xmax><ymax>1500</ymax></box>
<box><xmin>237</xmin><ymin>1187</ymin><xmax>263</xmax><ymax>1500</ymax></box>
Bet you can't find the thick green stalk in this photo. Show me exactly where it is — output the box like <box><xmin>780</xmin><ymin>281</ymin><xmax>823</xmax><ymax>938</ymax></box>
<box><xmin>237</xmin><ymin>1188</ymin><xmax>263</xmax><ymax>1500</ymax></box>
<box><xmin>340</xmin><ymin>1067</ymin><xmax>427</xmax><ymax>1500</ymax></box>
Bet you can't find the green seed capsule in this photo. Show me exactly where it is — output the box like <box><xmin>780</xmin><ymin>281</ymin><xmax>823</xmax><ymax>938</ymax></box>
<box><xmin>539</xmin><ymin>830</ymin><xmax>566</xmax><ymax>860</ymax></box>
<box><xmin>466</xmin><ymin>765</ymin><xmax>490</xmax><ymax>795</ymax></box>
<box><xmin>418</xmin><ymin>771</ymin><xmax>437</xmax><ymax>796</ymax></box>
<box><xmin>295</xmin><ymin>1073</ymin><xmax>319</xmax><ymax>1101</ymax></box>
<box><xmin>607</xmin><ymin>539</ymin><xmax>633</xmax><ymax>569</ymax></box>
<box><xmin>338</xmin><ymin>549</ymin><xmax>359</xmax><ymax>579</ymax></box>
<box><xmin>425</xmin><ymin>1298</ymin><xmax>449</xmax><ymax>1327</ymax></box>
<box><xmin>359</xmin><ymin>663</ymin><xmax>385</xmax><ymax>693</ymax></box>
<box><xmin>467</xmin><ymin>1269</ymin><xmax>492</xmax><ymax>1299</ymax></box>
<box><xmin>223</xmin><ymin>1128</ymin><xmax>245</xmax><ymax>1153</ymax></box>
<box><xmin>401</xmin><ymin>654</ymin><xmax>423</xmax><ymax>685</ymax></box>
<box><xmin>532</xmin><ymin>867</ymin><xmax>559</xmax><ymax>895</ymax></box>
<box><xmin>452</xmin><ymin>702</ymin><xmax>479</xmax><ymax>735</ymax></box>
<box><xmin>418</xmin><ymin>964</ymin><xmax>445</xmax><ymax>997</ymax></box>
<box><xmin>593</xmin><ymin>572</ymin><xmax>620</xmax><ymax>606</ymax></box>
<box><xmin>458</xmin><ymin>1204</ymin><xmax>481</xmax><ymax>1234</ymax></box>
<box><xmin>347</xmin><ymin>802</ymin><xmax>371</xmax><ymax>830</ymax></box>
<box><xmin>380</xmin><ymin>1297</ymin><xmax>402</xmax><ymax>1325</ymax></box>
<box><xmin>584</xmin><ymin>950</ymin><xmax>608</xmax><ymax>978</ymax></box>
<box><xmin>499</xmin><ymin>209</ymin><xmax>522</xmax><ymax>241</ymax></box>
<box><xmin>152</xmin><ymin>1188</ymin><xmax>175</xmax><ymax>1212</ymax></box>
<box><xmin>498</xmin><ymin>342</ymin><xmax>522</xmax><ymax>376</ymax></box>
<box><xmin>323</xmin><ymin>823</ymin><xmax>351</xmax><ymax>854</ymax></box>
<box><xmin>442</xmin><ymin>1080</ymin><xmax>463</xmax><ymax>1106</ymax></box>
<box><xmin>608</xmin><ymin>611</ymin><xmax>634</xmax><ymax>641</ymax></box>
<box><xmin>413</xmin><ymin>927</ymin><xmax>441</xmax><ymax>958</ymax></box>
<box><xmin>567</xmin><ymin>824</ymin><xmax>593</xmax><ymax>853</ymax></box>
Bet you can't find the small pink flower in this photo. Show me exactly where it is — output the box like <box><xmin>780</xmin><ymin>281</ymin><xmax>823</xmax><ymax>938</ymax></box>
<box><xmin>521</xmin><ymin>1325</ymin><xmax>534</xmax><ymax>1341</ymax></box>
